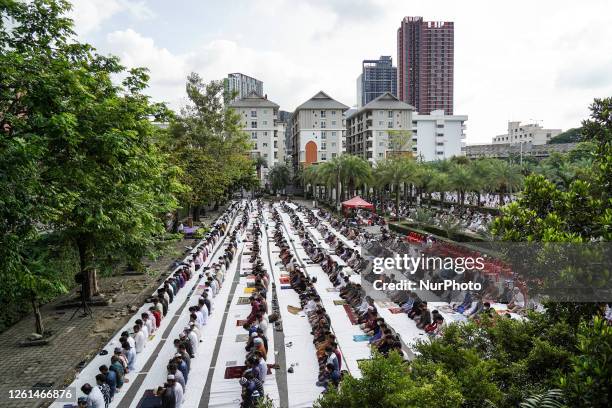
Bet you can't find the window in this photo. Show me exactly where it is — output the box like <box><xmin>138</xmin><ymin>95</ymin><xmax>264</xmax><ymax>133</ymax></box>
<box><xmin>321</xmin><ymin>153</ymin><xmax>327</xmax><ymax>160</ymax></box>
<box><xmin>379</xmin><ymin>153</ymin><xmax>384</xmax><ymax>157</ymax></box>
<box><xmin>251</xmin><ymin>121</ymin><xmax>257</xmax><ymax>128</ymax></box>
<box><xmin>320</xmin><ymin>110</ymin><xmax>326</xmax><ymax>118</ymax></box>
<box><xmin>388</xmin><ymin>122</ymin><xmax>393</xmax><ymax>128</ymax></box>
<box><xmin>263</xmin><ymin>142</ymin><xmax>268</xmax><ymax>147</ymax></box>
<box><xmin>251</xmin><ymin>110</ymin><xmax>257</xmax><ymax>117</ymax></box>
<box><xmin>274</xmin><ymin>152</ymin><xmax>278</xmax><ymax>159</ymax></box>
<box><xmin>436</xmin><ymin>142</ymin><xmax>444</xmax><ymax>146</ymax></box>
<box><xmin>331</xmin><ymin>111</ymin><xmax>336</xmax><ymax>116</ymax></box>
<box><xmin>253</xmin><ymin>143</ymin><xmax>258</xmax><ymax>149</ymax></box>
<box><xmin>332</xmin><ymin>153</ymin><xmax>337</xmax><ymax>158</ymax></box>
<box><xmin>321</xmin><ymin>121</ymin><xmax>326</xmax><ymax>128</ymax></box>
<box><xmin>436</xmin><ymin>124</ymin><xmax>444</xmax><ymax>128</ymax></box>
<box><xmin>274</xmin><ymin>141</ymin><xmax>278</xmax><ymax>148</ymax></box>
<box><xmin>321</xmin><ymin>142</ymin><xmax>327</xmax><ymax>150</ymax></box>
<box><xmin>321</xmin><ymin>131</ymin><xmax>327</xmax><ymax>140</ymax></box>
<box><xmin>263</xmin><ymin>120</ymin><xmax>268</xmax><ymax>125</ymax></box>
<box><xmin>331</xmin><ymin>131</ymin><xmax>336</xmax><ymax>137</ymax></box>
<box><xmin>388</xmin><ymin>111</ymin><xmax>393</xmax><ymax>118</ymax></box>
<box><xmin>263</xmin><ymin>153</ymin><xmax>268</xmax><ymax>158</ymax></box>
<box><xmin>331</xmin><ymin>120</ymin><xmax>337</xmax><ymax>126</ymax></box>
<box><xmin>251</xmin><ymin>132</ymin><xmax>257</xmax><ymax>139</ymax></box>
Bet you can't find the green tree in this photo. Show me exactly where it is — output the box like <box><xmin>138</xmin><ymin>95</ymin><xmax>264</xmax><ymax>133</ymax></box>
<box><xmin>387</xmin><ymin>129</ymin><xmax>413</xmax><ymax>154</ymax></box>
<box><xmin>559</xmin><ymin>316</ymin><xmax>612</xmax><ymax>407</ymax></box>
<box><xmin>447</xmin><ymin>162</ymin><xmax>475</xmax><ymax>207</ymax></box>
<box><xmin>549</xmin><ymin>127</ymin><xmax>583</xmax><ymax>144</ymax></box>
<box><xmin>253</xmin><ymin>155</ymin><xmax>268</xmax><ymax>185</ymax></box>
<box><xmin>315</xmin><ymin>351</ymin><xmax>463</xmax><ymax>408</ymax></box>
<box><xmin>374</xmin><ymin>157</ymin><xmax>416</xmax><ymax>221</ymax></box>
<box><xmin>338</xmin><ymin>154</ymin><xmax>371</xmax><ymax>199</ymax></box>
<box><xmin>489</xmin><ymin>160</ymin><xmax>523</xmax><ymax>205</ymax></box>
<box><xmin>0</xmin><ymin>0</ymin><xmax>184</xmax><ymax>321</ymax></box>
<box><xmin>167</xmin><ymin>73</ymin><xmax>254</xmax><ymax>219</ymax></box>
<box><xmin>267</xmin><ymin>163</ymin><xmax>291</xmax><ymax>194</ymax></box>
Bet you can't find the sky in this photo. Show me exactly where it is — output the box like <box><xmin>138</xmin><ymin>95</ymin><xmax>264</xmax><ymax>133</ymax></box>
<box><xmin>68</xmin><ymin>0</ymin><xmax>612</xmax><ymax>144</ymax></box>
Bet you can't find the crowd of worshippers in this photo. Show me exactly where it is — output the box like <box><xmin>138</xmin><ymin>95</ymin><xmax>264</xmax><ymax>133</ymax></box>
<box><xmin>155</xmin><ymin>207</ymin><xmax>248</xmax><ymax>408</ymax></box>
<box><xmin>237</xmin><ymin>201</ymin><xmax>273</xmax><ymax>408</ymax></box>
<box><xmin>303</xmin><ymin>207</ymin><xmax>376</xmax><ymax>251</ymax></box>
<box><xmin>78</xmin><ymin>205</ymin><xmax>236</xmax><ymax>408</ymax></box>
<box><xmin>314</xmin><ymin>208</ymin><xmax>371</xmax><ymax>244</ymax></box>
<box><xmin>409</xmin><ymin>206</ymin><xmax>494</xmax><ymax>234</ymax></box>
<box><xmin>271</xmin><ymin>206</ymin><xmax>345</xmax><ymax>392</ymax></box>
<box><xmin>348</xmin><ymin>208</ymin><xmax>386</xmax><ymax>227</ymax></box>
<box><xmin>430</xmin><ymin>191</ymin><xmax>517</xmax><ymax>208</ymax></box>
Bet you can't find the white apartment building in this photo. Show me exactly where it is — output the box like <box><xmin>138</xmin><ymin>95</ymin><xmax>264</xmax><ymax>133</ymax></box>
<box><xmin>345</xmin><ymin>92</ymin><xmax>415</xmax><ymax>163</ymax></box>
<box><xmin>229</xmin><ymin>91</ymin><xmax>280</xmax><ymax>185</ymax></box>
<box><xmin>291</xmin><ymin>91</ymin><xmax>349</xmax><ymax>171</ymax></box>
<box><xmin>492</xmin><ymin>121</ymin><xmax>562</xmax><ymax>145</ymax></box>
<box><xmin>412</xmin><ymin>110</ymin><xmax>468</xmax><ymax>161</ymax></box>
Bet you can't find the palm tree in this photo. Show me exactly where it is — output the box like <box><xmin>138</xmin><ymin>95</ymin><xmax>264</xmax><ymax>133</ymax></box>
<box><xmin>448</xmin><ymin>162</ymin><xmax>476</xmax><ymax>207</ymax></box>
<box><xmin>325</xmin><ymin>156</ymin><xmax>344</xmax><ymax>208</ymax></box>
<box><xmin>315</xmin><ymin>160</ymin><xmax>338</xmax><ymax>204</ymax></box>
<box><xmin>267</xmin><ymin>163</ymin><xmax>291</xmax><ymax>195</ymax></box>
<box><xmin>303</xmin><ymin>164</ymin><xmax>319</xmax><ymax>199</ymax></box>
<box><xmin>428</xmin><ymin>170</ymin><xmax>451</xmax><ymax>207</ymax></box>
<box><xmin>520</xmin><ymin>389</ymin><xmax>564</xmax><ymax>408</ymax></box>
<box><xmin>338</xmin><ymin>154</ymin><xmax>372</xmax><ymax>199</ymax></box>
<box><xmin>374</xmin><ymin>157</ymin><xmax>415</xmax><ymax>221</ymax></box>
<box><xmin>470</xmin><ymin>158</ymin><xmax>495</xmax><ymax>206</ymax></box>
<box><xmin>490</xmin><ymin>160</ymin><xmax>523</xmax><ymax>205</ymax></box>
<box><xmin>428</xmin><ymin>159</ymin><xmax>454</xmax><ymax>203</ymax></box>
<box><xmin>253</xmin><ymin>156</ymin><xmax>268</xmax><ymax>183</ymax></box>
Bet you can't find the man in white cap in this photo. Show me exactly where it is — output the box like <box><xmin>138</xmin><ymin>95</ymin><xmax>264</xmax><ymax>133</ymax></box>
<box><xmin>167</xmin><ymin>374</ymin><xmax>183</xmax><ymax>408</ymax></box>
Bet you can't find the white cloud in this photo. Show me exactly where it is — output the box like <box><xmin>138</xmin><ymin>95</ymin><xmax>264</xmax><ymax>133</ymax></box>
<box><xmin>105</xmin><ymin>30</ymin><xmax>316</xmax><ymax>111</ymax></box>
<box><xmin>78</xmin><ymin>0</ymin><xmax>612</xmax><ymax>143</ymax></box>
<box><xmin>70</xmin><ymin>0</ymin><xmax>154</xmax><ymax>35</ymax></box>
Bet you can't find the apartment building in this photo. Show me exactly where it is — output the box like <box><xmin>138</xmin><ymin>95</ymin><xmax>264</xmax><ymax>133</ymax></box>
<box><xmin>229</xmin><ymin>91</ymin><xmax>280</xmax><ymax>184</ymax></box>
<box><xmin>290</xmin><ymin>91</ymin><xmax>349</xmax><ymax>171</ymax></box>
<box><xmin>411</xmin><ymin>109</ymin><xmax>467</xmax><ymax>161</ymax></box>
<box><xmin>345</xmin><ymin>92</ymin><xmax>415</xmax><ymax>163</ymax></box>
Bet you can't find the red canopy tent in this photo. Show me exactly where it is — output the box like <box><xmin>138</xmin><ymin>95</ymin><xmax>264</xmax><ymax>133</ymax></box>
<box><xmin>341</xmin><ymin>196</ymin><xmax>375</xmax><ymax>214</ymax></box>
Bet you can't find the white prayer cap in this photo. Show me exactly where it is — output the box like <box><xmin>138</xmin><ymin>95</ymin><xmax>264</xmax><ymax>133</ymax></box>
<box><xmin>167</xmin><ymin>374</ymin><xmax>175</xmax><ymax>380</ymax></box>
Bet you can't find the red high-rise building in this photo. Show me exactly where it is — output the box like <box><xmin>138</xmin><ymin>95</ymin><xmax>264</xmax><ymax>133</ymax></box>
<box><xmin>397</xmin><ymin>16</ymin><xmax>454</xmax><ymax>114</ymax></box>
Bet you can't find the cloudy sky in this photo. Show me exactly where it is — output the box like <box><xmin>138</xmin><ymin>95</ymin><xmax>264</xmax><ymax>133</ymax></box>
<box><xmin>69</xmin><ymin>0</ymin><xmax>612</xmax><ymax>143</ymax></box>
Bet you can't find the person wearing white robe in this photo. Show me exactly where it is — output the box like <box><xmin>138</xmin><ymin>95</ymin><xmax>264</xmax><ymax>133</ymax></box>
<box><xmin>187</xmin><ymin>327</ymin><xmax>198</xmax><ymax>354</ymax></box>
<box><xmin>133</xmin><ymin>324</ymin><xmax>146</xmax><ymax>353</ymax></box>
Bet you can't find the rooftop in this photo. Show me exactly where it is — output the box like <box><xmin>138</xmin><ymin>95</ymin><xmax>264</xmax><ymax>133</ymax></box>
<box><xmin>294</xmin><ymin>91</ymin><xmax>349</xmax><ymax>112</ymax></box>
<box><xmin>347</xmin><ymin>92</ymin><xmax>414</xmax><ymax>120</ymax></box>
<box><xmin>228</xmin><ymin>90</ymin><xmax>279</xmax><ymax>108</ymax></box>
